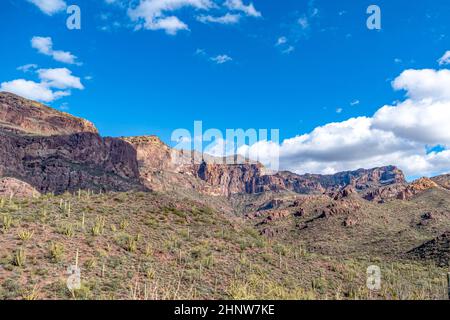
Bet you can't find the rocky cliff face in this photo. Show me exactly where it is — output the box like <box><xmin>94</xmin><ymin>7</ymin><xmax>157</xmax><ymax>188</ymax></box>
<box><xmin>120</xmin><ymin>131</ymin><xmax>408</xmax><ymax>197</ymax></box>
<box><xmin>0</xmin><ymin>92</ymin><xmax>411</xmax><ymax>198</ymax></box>
<box><xmin>190</xmin><ymin>162</ymin><xmax>406</xmax><ymax>197</ymax></box>
<box><xmin>0</xmin><ymin>92</ymin><xmax>143</xmax><ymax>194</ymax></box>
<box><xmin>0</xmin><ymin>92</ymin><xmax>97</xmax><ymax>136</ymax></box>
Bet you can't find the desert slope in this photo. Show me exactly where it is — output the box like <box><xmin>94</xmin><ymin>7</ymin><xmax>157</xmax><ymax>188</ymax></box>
<box><xmin>1</xmin><ymin>92</ymin><xmax>450</xmax><ymax>300</ymax></box>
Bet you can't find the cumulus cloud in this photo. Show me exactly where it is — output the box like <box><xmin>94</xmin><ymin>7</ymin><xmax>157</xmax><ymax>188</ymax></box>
<box><xmin>372</xmin><ymin>69</ymin><xmax>450</xmax><ymax>147</ymax></box>
<box><xmin>128</xmin><ymin>0</ymin><xmax>214</xmax><ymax>35</ymax></box>
<box><xmin>392</xmin><ymin>69</ymin><xmax>450</xmax><ymax>102</ymax></box>
<box><xmin>0</xmin><ymin>79</ymin><xmax>68</xmax><ymax>102</ymax></box>
<box><xmin>226</xmin><ymin>59</ymin><xmax>450</xmax><ymax>178</ymax></box>
<box><xmin>373</xmin><ymin>99</ymin><xmax>450</xmax><ymax>147</ymax></box>
<box><xmin>1</xmin><ymin>68</ymin><xmax>84</xmax><ymax>103</ymax></box>
<box><xmin>27</xmin><ymin>0</ymin><xmax>67</xmax><ymax>15</ymax></box>
<box><xmin>37</xmin><ymin>68</ymin><xmax>84</xmax><ymax>90</ymax></box>
<box><xmin>31</xmin><ymin>36</ymin><xmax>80</xmax><ymax>65</ymax></box>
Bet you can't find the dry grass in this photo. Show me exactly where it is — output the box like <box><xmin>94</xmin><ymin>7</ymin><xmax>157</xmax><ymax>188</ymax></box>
<box><xmin>0</xmin><ymin>190</ymin><xmax>449</xmax><ymax>300</ymax></box>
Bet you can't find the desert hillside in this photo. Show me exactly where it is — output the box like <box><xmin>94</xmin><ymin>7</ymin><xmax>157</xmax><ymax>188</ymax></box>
<box><xmin>1</xmin><ymin>92</ymin><xmax>450</xmax><ymax>300</ymax></box>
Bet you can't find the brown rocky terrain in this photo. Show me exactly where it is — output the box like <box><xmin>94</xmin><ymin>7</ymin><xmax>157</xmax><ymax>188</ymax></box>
<box><xmin>1</xmin><ymin>92</ymin><xmax>448</xmax><ymax>203</ymax></box>
<box><xmin>407</xmin><ymin>232</ymin><xmax>450</xmax><ymax>266</ymax></box>
<box><xmin>431</xmin><ymin>174</ymin><xmax>450</xmax><ymax>190</ymax></box>
<box><xmin>0</xmin><ymin>93</ymin><xmax>145</xmax><ymax>194</ymax></box>
<box><xmin>0</xmin><ymin>92</ymin><xmax>97</xmax><ymax>136</ymax></box>
<box><xmin>1</xmin><ymin>92</ymin><xmax>450</xmax><ymax>300</ymax></box>
<box><xmin>0</xmin><ymin>177</ymin><xmax>40</xmax><ymax>198</ymax></box>
<box><xmin>397</xmin><ymin>177</ymin><xmax>440</xmax><ymax>200</ymax></box>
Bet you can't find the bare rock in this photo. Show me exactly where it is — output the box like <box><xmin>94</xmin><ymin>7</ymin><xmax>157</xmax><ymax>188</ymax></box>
<box><xmin>0</xmin><ymin>177</ymin><xmax>40</xmax><ymax>198</ymax></box>
<box><xmin>0</xmin><ymin>92</ymin><xmax>97</xmax><ymax>136</ymax></box>
<box><xmin>397</xmin><ymin>177</ymin><xmax>439</xmax><ymax>200</ymax></box>
<box><xmin>0</xmin><ymin>93</ymin><xmax>144</xmax><ymax>194</ymax></box>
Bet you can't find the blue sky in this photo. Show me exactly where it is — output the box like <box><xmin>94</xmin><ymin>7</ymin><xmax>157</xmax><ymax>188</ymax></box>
<box><xmin>1</xmin><ymin>0</ymin><xmax>450</xmax><ymax>178</ymax></box>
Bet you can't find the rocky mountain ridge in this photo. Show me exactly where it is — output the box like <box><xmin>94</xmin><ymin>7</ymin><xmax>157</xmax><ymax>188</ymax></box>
<box><xmin>0</xmin><ymin>92</ymin><xmax>447</xmax><ymax>203</ymax></box>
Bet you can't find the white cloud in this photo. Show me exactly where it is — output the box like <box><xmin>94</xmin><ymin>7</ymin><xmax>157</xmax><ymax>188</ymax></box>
<box><xmin>350</xmin><ymin>99</ymin><xmax>360</xmax><ymax>106</ymax></box>
<box><xmin>128</xmin><ymin>0</ymin><xmax>214</xmax><ymax>35</ymax></box>
<box><xmin>232</xmin><ymin>65</ymin><xmax>450</xmax><ymax>178</ymax></box>
<box><xmin>148</xmin><ymin>16</ymin><xmax>189</xmax><ymax>34</ymax></box>
<box><xmin>37</xmin><ymin>68</ymin><xmax>84</xmax><ymax>90</ymax></box>
<box><xmin>31</xmin><ymin>36</ymin><xmax>79</xmax><ymax>65</ymax></box>
<box><xmin>374</xmin><ymin>100</ymin><xmax>450</xmax><ymax>146</ymax></box>
<box><xmin>27</xmin><ymin>0</ymin><xmax>67</xmax><ymax>15</ymax></box>
<box><xmin>224</xmin><ymin>0</ymin><xmax>261</xmax><ymax>17</ymax></box>
<box><xmin>0</xmin><ymin>79</ymin><xmax>68</xmax><ymax>102</ymax></box>
<box><xmin>31</xmin><ymin>36</ymin><xmax>53</xmax><ymax>55</ymax></box>
<box><xmin>123</xmin><ymin>0</ymin><xmax>261</xmax><ymax>34</ymax></box>
<box><xmin>196</xmin><ymin>13</ymin><xmax>241</xmax><ymax>24</ymax></box>
<box><xmin>372</xmin><ymin>69</ymin><xmax>450</xmax><ymax>146</ymax></box>
<box><xmin>438</xmin><ymin>51</ymin><xmax>450</xmax><ymax>66</ymax></box>
<box><xmin>210</xmin><ymin>54</ymin><xmax>232</xmax><ymax>64</ymax></box>
<box><xmin>392</xmin><ymin>69</ymin><xmax>450</xmax><ymax>102</ymax></box>
<box><xmin>1</xmin><ymin>68</ymin><xmax>84</xmax><ymax>103</ymax></box>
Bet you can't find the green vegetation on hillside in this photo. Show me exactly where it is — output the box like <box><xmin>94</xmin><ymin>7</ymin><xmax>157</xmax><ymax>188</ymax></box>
<box><xmin>0</xmin><ymin>191</ymin><xmax>448</xmax><ymax>300</ymax></box>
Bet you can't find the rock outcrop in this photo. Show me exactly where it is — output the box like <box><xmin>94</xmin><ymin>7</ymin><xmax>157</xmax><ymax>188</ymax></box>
<box><xmin>396</xmin><ymin>177</ymin><xmax>439</xmax><ymax>200</ymax></box>
<box><xmin>192</xmin><ymin>163</ymin><xmax>406</xmax><ymax>197</ymax></box>
<box><xmin>362</xmin><ymin>183</ymin><xmax>407</xmax><ymax>203</ymax></box>
<box><xmin>0</xmin><ymin>92</ymin><xmax>412</xmax><ymax>199</ymax></box>
<box><xmin>0</xmin><ymin>177</ymin><xmax>40</xmax><ymax>198</ymax></box>
<box><xmin>0</xmin><ymin>92</ymin><xmax>144</xmax><ymax>194</ymax></box>
<box><xmin>0</xmin><ymin>92</ymin><xmax>97</xmax><ymax>136</ymax></box>
<box><xmin>122</xmin><ymin>132</ymin><xmax>408</xmax><ymax>197</ymax></box>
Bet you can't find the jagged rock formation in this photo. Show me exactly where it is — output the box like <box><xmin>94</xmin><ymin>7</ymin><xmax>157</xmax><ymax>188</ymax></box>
<box><xmin>362</xmin><ymin>183</ymin><xmax>407</xmax><ymax>203</ymax></box>
<box><xmin>192</xmin><ymin>163</ymin><xmax>406</xmax><ymax>197</ymax></box>
<box><xmin>0</xmin><ymin>92</ymin><xmax>144</xmax><ymax>194</ymax></box>
<box><xmin>123</xmin><ymin>132</ymin><xmax>407</xmax><ymax>197</ymax></box>
<box><xmin>397</xmin><ymin>177</ymin><xmax>440</xmax><ymax>200</ymax></box>
<box><xmin>0</xmin><ymin>92</ymin><xmax>444</xmax><ymax>204</ymax></box>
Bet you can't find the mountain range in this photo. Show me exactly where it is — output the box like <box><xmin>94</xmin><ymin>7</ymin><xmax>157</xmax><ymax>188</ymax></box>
<box><xmin>1</xmin><ymin>91</ymin><xmax>450</xmax><ymax>300</ymax></box>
